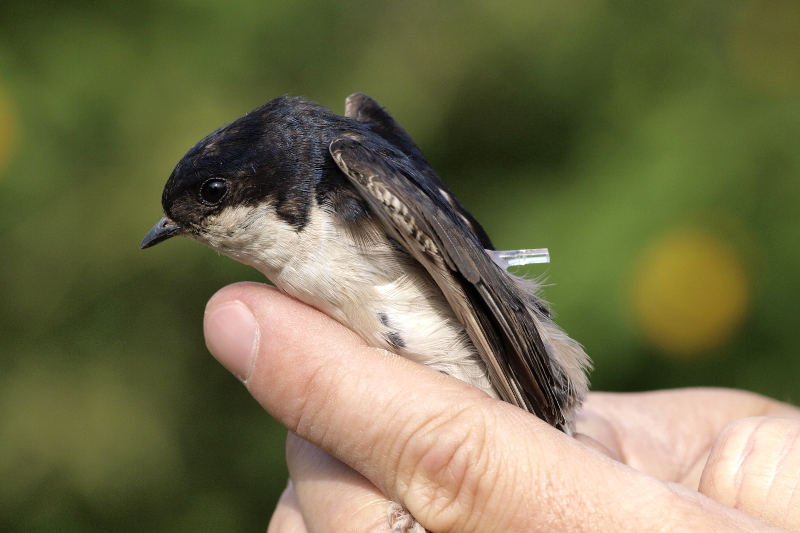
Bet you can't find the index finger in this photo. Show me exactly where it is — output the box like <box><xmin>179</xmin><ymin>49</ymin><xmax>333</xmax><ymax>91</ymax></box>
<box><xmin>578</xmin><ymin>389</ymin><xmax>800</xmax><ymax>488</ymax></box>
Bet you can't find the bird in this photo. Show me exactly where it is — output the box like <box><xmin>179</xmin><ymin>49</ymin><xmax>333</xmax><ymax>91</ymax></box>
<box><xmin>142</xmin><ymin>93</ymin><xmax>590</xmax><ymax>530</ymax></box>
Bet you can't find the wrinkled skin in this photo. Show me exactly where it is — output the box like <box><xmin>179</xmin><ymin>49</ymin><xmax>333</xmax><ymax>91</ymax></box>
<box><xmin>204</xmin><ymin>282</ymin><xmax>800</xmax><ymax>533</ymax></box>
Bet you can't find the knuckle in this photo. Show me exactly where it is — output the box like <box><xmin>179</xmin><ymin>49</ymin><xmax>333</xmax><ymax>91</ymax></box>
<box><xmin>391</xmin><ymin>398</ymin><xmax>500</xmax><ymax>530</ymax></box>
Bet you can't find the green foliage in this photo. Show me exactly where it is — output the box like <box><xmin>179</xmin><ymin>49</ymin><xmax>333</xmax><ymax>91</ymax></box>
<box><xmin>1</xmin><ymin>0</ymin><xmax>799</xmax><ymax>530</ymax></box>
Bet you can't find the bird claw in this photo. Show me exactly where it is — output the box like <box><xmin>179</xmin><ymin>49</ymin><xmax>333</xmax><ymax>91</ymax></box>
<box><xmin>387</xmin><ymin>503</ymin><xmax>429</xmax><ymax>533</ymax></box>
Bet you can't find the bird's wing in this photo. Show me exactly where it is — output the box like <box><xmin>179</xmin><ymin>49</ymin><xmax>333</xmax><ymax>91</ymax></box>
<box><xmin>331</xmin><ymin>95</ymin><xmax>587</xmax><ymax>429</ymax></box>
<box><xmin>342</xmin><ymin>92</ymin><xmax>494</xmax><ymax>250</ymax></box>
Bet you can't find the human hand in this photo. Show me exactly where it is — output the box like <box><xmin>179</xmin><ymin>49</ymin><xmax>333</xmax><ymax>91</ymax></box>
<box><xmin>204</xmin><ymin>282</ymin><xmax>800</xmax><ymax>532</ymax></box>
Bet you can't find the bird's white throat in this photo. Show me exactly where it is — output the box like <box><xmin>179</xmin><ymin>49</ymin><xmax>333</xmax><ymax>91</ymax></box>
<box><xmin>193</xmin><ymin>202</ymin><xmax>497</xmax><ymax>396</ymax></box>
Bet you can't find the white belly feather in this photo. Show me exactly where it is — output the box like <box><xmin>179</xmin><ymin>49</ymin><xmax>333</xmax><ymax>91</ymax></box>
<box><xmin>194</xmin><ymin>202</ymin><xmax>497</xmax><ymax>398</ymax></box>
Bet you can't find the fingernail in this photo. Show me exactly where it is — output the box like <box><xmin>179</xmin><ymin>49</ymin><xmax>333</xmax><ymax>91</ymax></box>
<box><xmin>205</xmin><ymin>301</ymin><xmax>259</xmax><ymax>382</ymax></box>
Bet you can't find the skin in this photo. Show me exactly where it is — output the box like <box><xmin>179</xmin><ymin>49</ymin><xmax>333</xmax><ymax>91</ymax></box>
<box><xmin>204</xmin><ymin>282</ymin><xmax>800</xmax><ymax>532</ymax></box>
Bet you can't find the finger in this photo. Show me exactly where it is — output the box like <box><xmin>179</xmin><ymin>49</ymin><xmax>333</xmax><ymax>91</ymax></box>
<box><xmin>699</xmin><ymin>417</ymin><xmax>800</xmax><ymax>532</ymax></box>
<box><xmin>286</xmin><ymin>433</ymin><xmax>391</xmax><ymax>533</ymax></box>
<box><xmin>205</xmin><ymin>283</ymin><xmax>778</xmax><ymax>532</ymax></box>
<box><xmin>267</xmin><ymin>482</ymin><xmax>308</xmax><ymax>533</ymax></box>
<box><xmin>572</xmin><ymin>432</ymin><xmax>620</xmax><ymax>461</ymax></box>
<box><xmin>579</xmin><ymin>389</ymin><xmax>800</xmax><ymax>488</ymax></box>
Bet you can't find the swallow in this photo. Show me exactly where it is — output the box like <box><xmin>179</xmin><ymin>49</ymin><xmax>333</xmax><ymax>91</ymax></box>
<box><xmin>142</xmin><ymin>93</ymin><xmax>589</xmax><ymax>432</ymax></box>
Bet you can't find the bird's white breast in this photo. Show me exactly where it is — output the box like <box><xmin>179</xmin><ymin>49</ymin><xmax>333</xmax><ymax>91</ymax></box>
<box><xmin>194</xmin><ymin>202</ymin><xmax>497</xmax><ymax>397</ymax></box>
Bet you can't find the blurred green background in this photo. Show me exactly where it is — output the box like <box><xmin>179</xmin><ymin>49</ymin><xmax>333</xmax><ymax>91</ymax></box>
<box><xmin>1</xmin><ymin>0</ymin><xmax>799</xmax><ymax>530</ymax></box>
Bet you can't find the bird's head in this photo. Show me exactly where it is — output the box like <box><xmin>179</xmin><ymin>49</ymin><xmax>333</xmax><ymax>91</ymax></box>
<box><xmin>141</xmin><ymin>96</ymin><xmax>355</xmax><ymax>270</ymax></box>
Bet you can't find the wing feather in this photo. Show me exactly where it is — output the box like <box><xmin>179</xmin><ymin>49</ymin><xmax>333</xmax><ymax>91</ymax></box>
<box><xmin>332</xmin><ymin>94</ymin><xmax>589</xmax><ymax>431</ymax></box>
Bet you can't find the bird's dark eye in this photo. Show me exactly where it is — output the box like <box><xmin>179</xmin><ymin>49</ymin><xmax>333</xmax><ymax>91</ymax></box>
<box><xmin>200</xmin><ymin>178</ymin><xmax>229</xmax><ymax>206</ymax></box>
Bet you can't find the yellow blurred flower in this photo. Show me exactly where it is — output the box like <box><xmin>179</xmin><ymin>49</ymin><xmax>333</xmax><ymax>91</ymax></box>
<box><xmin>632</xmin><ymin>231</ymin><xmax>750</xmax><ymax>357</ymax></box>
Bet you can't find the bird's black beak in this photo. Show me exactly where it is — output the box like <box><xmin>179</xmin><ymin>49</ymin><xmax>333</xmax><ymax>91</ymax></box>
<box><xmin>141</xmin><ymin>216</ymin><xmax>184</xmax><ymax>249</ymax></box>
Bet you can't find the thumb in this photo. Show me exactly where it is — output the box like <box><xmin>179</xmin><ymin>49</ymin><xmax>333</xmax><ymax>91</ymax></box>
<box><xmin>203</xmin><ymin>282</ymin><xmax>505</xmax><ymax>529</ymax></box>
